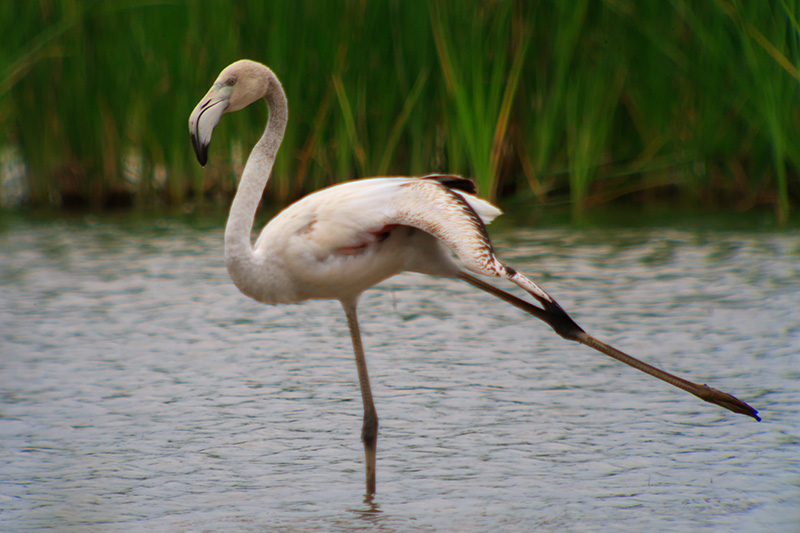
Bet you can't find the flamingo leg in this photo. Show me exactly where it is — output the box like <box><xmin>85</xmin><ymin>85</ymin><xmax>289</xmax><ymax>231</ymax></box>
<box><xmin>457</xmin><ymin>271</ymin><xmax>760</xmax><ymax>421</ymax></box>
<box><xmin>341</xmin><ymin>299</ymin><xmax>379</xmax><ymax>495</ymax></box>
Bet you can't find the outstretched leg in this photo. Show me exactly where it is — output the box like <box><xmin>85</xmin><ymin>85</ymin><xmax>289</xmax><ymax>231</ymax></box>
<box><xmin>457</xmin><ymin>270</ymin><xmax>760</xmax><ymax>421</ymax></box>
<box><xmin>341</xmin><ymin>299</ymin><xmax>379</xmax><ymax>495</ymax></box>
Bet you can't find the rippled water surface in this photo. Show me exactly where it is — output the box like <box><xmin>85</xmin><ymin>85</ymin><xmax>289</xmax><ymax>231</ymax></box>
<box><xmin>1</xmin><ymin>214</ymin><xmax>798</xmax><ymax>531</ymax></box>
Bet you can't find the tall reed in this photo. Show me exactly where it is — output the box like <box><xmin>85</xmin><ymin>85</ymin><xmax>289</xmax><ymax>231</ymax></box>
<box><xmin>430</xmin><ymin>0</ymin><xmax>529</xmax><ymax>201</ymax></box>
<box><xmin>1</xmin><ymin>0</ymin><xmax>797</xmax><ymax>221</ymax></box>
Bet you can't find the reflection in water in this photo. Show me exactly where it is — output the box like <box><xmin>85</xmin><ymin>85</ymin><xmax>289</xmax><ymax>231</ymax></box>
<box><xmin>349</xmin><ymin>496</ymin><xmax>384</xmax><ymax>529</ymax></box>
<box><xmin>0</xmin><ymin>215</ymin><xmax>798</xmax><ymax>531</ymax></box>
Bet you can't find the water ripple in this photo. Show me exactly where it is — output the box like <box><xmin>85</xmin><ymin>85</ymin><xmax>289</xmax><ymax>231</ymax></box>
<box><xmin>0</xmin><ymin>218</ymin><xmax>798</xmax><ymax>531</ymax></box>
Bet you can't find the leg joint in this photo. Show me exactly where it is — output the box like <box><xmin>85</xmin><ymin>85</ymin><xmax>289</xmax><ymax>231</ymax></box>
<box><xmin>361</xmin><ymin>411</ymin><xmax>379</xmax><ymax>445</ymax></box>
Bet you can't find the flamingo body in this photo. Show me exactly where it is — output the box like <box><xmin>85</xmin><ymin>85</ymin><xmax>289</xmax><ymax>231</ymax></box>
<box><xmin>245</xmin><ymin>176</ymin><xmax>500</xmax><ymax>304</ymax></box>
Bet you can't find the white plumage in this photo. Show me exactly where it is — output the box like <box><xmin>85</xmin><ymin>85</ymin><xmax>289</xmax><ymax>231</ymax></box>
<box><xmin>248</xmin><ymin>176</ymin><xmax>501</xmax><ymax>303</ymax></box>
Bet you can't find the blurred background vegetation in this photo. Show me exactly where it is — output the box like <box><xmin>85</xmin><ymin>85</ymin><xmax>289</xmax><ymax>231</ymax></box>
<box><xmin>1</xmin><ymin>0</ymin><xmax>798</xmax><ymax>222</ymax></box>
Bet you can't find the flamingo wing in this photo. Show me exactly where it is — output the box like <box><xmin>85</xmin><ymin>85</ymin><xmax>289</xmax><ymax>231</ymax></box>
<box><xmin>259</xmin><ymin>176</ymin><xmax>497</xmax><ymax>254</ymax></box>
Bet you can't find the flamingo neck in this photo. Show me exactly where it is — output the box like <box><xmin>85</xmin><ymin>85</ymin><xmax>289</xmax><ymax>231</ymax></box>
<box><xmin>224</xmin><ymin>71</ymin><xmax>288</xmax><ymax>297</ymax></box>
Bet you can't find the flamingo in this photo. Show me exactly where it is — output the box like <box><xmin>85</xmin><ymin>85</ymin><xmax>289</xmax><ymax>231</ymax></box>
<box><xmin>188</xmin><ymin>59</ymin><xmax>759</xmax><ymax>495</ymax></box>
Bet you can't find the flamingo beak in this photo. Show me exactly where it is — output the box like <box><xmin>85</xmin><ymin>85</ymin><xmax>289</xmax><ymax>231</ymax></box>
<box><xmin>189</xmin><ymin>84</ymin><xmax>232</xmax><ymax>166</ymax></box>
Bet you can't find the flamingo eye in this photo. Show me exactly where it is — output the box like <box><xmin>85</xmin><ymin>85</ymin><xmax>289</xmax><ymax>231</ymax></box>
<box><xmin>225</xmin><ymin>76</ymin><xmax>236</xmax><ymax>86</ymax></box>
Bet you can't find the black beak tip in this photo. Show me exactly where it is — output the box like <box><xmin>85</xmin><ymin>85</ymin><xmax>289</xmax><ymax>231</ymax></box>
<box><xmin>190</xmin><ymin>133</ymin><xmax>208</xmax><ymax>167</ymax></box>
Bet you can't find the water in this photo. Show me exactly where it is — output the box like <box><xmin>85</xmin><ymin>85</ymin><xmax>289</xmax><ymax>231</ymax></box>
<box><xmin>1</xmin><ymin>214</ymin><xmax>798</xmax><ymax>531</ymax></box>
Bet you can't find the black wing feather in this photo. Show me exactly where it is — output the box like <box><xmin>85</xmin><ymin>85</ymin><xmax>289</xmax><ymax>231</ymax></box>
<box><xmin>418</xmin><ymin>174</ymin><xmax>477</xmax><ymax>194</ymax></box>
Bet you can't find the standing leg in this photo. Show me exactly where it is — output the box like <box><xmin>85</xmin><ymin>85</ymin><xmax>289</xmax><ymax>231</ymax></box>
<box><xmin>341</xmin><ymin>299</ymin><xmax>379</xmax><ymax>495</ymax></box>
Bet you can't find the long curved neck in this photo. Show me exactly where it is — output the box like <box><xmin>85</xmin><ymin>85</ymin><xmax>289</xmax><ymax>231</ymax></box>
<box><xmin>224</xmin><ymin>70</ymin><xmax>288</xmax><ymax>279</ymax></box>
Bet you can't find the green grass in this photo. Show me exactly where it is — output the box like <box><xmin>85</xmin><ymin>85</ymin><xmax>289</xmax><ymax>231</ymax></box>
<box><xmin>430</xmin><ymin>0</ymin><xmax>529</xmax><ymax>201</ymax></box>
<box><xmin>1</xmin><ymin>0</ymin><xmax>798</xmax><ymax>221</ymax></box>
